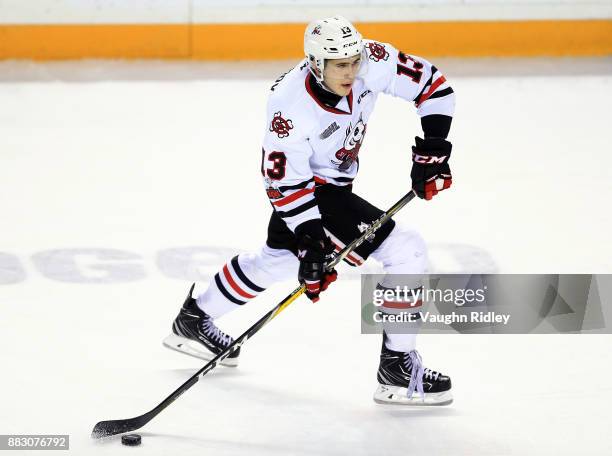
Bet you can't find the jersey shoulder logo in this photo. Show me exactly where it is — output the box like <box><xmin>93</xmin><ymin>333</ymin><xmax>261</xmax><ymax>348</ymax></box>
<box><xmin>269</xmin><ymin>111</ymin><xmax>294</xmax><ymax>138</ymax></box>
<box><xmin>367</xmin><ymin>42</ymin><xmax>389</xmax><ymax>63</ymax></box>
<box><xmin>357</xmin><ymin>89</ymin><xmax>372</xmax><ymax>104</ymax></box>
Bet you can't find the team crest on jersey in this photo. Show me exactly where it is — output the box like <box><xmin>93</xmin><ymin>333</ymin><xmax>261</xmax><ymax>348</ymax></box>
<box><xmin>269</xmin><ymin>111</ymin><xmax>294</xmax><ymax>138</ymax></box>
<box><xmin>331</xmin><ymin>113</ymin><xmax>367</xmax><ymax>171</ymax></box>
<box><xmin>367</xmin><ymin>42</ymin><xmax>389</xmax><ymax>62</ymax></box>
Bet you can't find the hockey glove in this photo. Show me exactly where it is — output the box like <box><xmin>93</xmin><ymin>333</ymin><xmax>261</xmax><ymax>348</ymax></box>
<box><xmin>410</xmin><ymin>136</ymin><xmax>452</xmax><ymax>200</ymax></box>
<box><xmin>295</xmin><ymin>220</ymin><xmax>338</xmax><ymax>303</ymax></box>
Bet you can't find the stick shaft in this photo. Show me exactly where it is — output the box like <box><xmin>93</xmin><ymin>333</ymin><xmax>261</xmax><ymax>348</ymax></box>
<box><xmin>91</xmin><ymin>189</ymin><xmax>417</xmax><ymax>438</ymax></box>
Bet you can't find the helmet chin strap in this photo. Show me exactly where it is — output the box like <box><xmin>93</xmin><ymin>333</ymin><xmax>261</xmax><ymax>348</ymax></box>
<box><xmin>309</xmin><ymin>62</ymin><xmax>348</xmax><ymax>97</ymax></box>
<box><xmin>308</xmin><ymin>64</ymin><xmax>337</xmax><ymax>95</ymax></box>
<box><xmin>319</xmin><ymin>79</ymin><xmax>338</xmax><ymax>95</ymax></box>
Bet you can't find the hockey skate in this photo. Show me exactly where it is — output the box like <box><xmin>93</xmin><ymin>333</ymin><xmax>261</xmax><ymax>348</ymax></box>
<box><xmin>374</xmin><ymin>340</ymin><xmax>452</xmax><ymax>406</ymax></box>
<box><xmin>163</xmin><ymin>284</ymin><xmax>240</xmax><ymax>367</ymax></box>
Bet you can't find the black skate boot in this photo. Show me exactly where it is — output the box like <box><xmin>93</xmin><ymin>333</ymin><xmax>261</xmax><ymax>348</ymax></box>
<box><xmin>163</xmin><ymin>283</ymin><xmax>240</xmax><ymax>367</ymax></box>
<box><xmin>374</xmin><ymin>338</ymin><xmax>452</xmax><ymax>405</ymax></box>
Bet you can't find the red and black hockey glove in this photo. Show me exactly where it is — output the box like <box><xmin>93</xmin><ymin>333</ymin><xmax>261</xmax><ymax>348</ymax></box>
<box><xmin>410</xmin><ymin>136</ymin><xmax>452</xmax><ymax>200</ymax></box>
<box><xmin>295</xmin><ymin>220</ymin><xmax>338</xmax><ymax>303</ymax></box>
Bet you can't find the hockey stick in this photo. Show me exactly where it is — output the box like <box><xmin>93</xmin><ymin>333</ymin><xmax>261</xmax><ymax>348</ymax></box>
<box><xmin>91</xmin><ymin>189</ymin><xmax>416</xmax><ymax>439</ymax></box>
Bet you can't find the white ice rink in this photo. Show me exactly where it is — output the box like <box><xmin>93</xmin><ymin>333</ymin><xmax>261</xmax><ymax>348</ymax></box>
<box><xmin>1</xmin><ymin>57</ymin><xmax>611</xmax><ymax>455</ymax></box>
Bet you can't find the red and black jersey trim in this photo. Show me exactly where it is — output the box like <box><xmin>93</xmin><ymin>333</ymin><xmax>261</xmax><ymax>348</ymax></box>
<box><xmin>334</xmin><ymin>176</ymin><xmax>355</xmax><ymax>183</ymax></box>
<box><xmin>426</xmin><ymin>87</ymin><xmax>454</xmax><ymax>100</ymax></box>
<box><xmin>413</xmin><ymin>67</ymin><xmax>442</xmax><ymax>102</ymax></box>
<box><xmin>313</xmin><ymin>176</ymin><xmax>354</xmax><ymax>186</ymax></box>
<box><xmin>214</xmin><ymin>273</ymin><xmax>247</xmax><ymax>305</ymax></box>
<box><xmin>413</xmin><ymin>65</ymin><xmax>451</xmax><ymax>107</ymax></box>
<box><xmin>413</xmin><ymin>66</ymin><xmax>437</xmax><ymax>102</ymax></box>
<box><xmin>415</xmin><ymin>76</ymin><xmax>447</xmax><ymax>107</ymax></box>
<box><xmin>278</xmin><ymin>178</ymin><xmax>314</xmax><ymax>192</ymax></box>
<box><xmin>272</xmin><ymin>187</ymin><xmax>315</xmax><ymax>207</ymax></box>
<box><xmin>276</xmin><ymin>198</ymin><xmax>318</xmax><ymax>218</ymax></box>
<box><xmin>230</xmin><ymin>255</ymin><xmax>265</xmax><ymax>292</ymax></box>
<box><xmin>305</xmin><ymin>73</ymin><xmax>353</xmax><ymax>115</ymax></box>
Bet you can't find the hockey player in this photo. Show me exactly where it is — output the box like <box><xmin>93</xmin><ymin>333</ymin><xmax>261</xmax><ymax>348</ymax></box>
<box><xmin>164</xmin><ymin>16</ymin><xmax>455</xmax><ymax>405</ymax></box>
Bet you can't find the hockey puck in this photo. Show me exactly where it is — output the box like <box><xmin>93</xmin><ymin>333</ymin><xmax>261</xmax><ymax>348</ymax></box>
<box><xmin>121</xmin><ymin>434</ymin><xmax>141</xmax><ymax>446</ymax></box>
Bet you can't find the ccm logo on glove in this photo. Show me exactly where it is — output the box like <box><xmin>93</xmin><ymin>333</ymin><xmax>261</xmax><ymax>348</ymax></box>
<box><xmin>410</xmin><ymin>136</ymin><xmax>453</xmax><ymax>201</ymax></box>
<box><xmin>412</xmin><ymin>154</ymin><xmax>448</xmax><ymax>164</ymax></box>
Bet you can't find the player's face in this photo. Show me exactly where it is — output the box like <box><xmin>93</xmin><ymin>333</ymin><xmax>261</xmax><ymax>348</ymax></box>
<box><xmin>323</xmin><ymin>55</ymin><xmax>362</xmax><ymax>96</ymax></box>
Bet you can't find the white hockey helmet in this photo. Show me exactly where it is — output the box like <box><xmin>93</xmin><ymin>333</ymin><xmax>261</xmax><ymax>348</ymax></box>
<box><xmin>304</xmin><ymin>16</ymin><xmax>363</xmax><ymax>82</ymax></box>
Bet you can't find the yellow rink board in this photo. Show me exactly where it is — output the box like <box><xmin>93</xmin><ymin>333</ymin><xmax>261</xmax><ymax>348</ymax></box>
<box><xmin>0</xmin><ymin>19</ymin><xmax>610</xmax><ymax>59</ymax></box>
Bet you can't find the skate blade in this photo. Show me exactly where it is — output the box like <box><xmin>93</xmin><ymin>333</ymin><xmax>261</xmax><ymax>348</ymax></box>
<box><xmin>373</xmin><ymin>384</ymin><xmax>453</xmax><ymax>406</ymax></box>
<box><xmin>162</xmin><ymin>333</ymin><xmax>238</xmax><ymax>367</ymax></box>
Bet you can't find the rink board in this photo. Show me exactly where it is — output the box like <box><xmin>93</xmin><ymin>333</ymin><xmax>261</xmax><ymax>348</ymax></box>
<box><xmin>1</xmin><ymin>19</ymin><xmax>611</xmax><ymax>59</ymax></box>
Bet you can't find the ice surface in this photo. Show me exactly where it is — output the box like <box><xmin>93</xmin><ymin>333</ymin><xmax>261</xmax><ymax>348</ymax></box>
<box><xmin>0</xmin><ymin>57</ymin><xmax>611</xmax><ymax>455</ymax></box>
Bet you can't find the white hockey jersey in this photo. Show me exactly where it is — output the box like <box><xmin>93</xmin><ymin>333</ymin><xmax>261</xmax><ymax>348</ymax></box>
<box><xmin>261</xmin><ymin>39</ymin><xmax>455</xmax><ymax>232</ymax></box>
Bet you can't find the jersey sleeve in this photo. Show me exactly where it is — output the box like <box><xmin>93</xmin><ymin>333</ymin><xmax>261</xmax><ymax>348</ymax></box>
<box><xmin>261</xmin><ymin>100</ymin><xmax>320</xmax><ymax>232</ymax></box>
<box><xmin>364</xmin><ymin>40</ymin><xmax>455</xmax><ymax>118</ymax></box>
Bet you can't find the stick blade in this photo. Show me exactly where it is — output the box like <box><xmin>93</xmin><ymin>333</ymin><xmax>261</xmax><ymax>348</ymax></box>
<box><xmin>91</xmin><ymin>414</ymin><xmax>149</xmax><ymax>439</ymax></box>
<box><xmin>91</xmin><ymin>375</ymin><xmax>199</xmax><ymax>439</ymax></box>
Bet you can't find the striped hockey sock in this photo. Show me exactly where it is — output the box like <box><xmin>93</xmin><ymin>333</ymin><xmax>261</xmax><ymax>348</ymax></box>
<box><xmin>196</xmin><ymin>255</ymin><xmax>266</xmax><ymax>319</ymax></box>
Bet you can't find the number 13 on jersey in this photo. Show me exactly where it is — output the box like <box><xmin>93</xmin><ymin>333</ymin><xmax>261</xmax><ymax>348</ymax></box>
<box><xmin>261</xmin><ymin>149</ymin><xmax>287</xmax><ymax>180</ymax></box>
